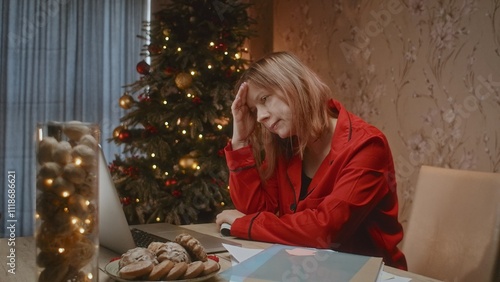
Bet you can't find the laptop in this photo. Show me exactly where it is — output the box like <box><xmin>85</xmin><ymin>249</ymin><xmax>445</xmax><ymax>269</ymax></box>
<box><xmin>97</xmin><ymin>147</ymin><xmax>241</xmax><ymax>255</ymax></box>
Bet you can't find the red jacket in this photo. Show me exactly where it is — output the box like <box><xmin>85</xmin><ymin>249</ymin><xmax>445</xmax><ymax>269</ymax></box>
<box><xmin>225</xmin><ymin>99</ymin><xmax>407</xmax><ymax>270</ymax></box>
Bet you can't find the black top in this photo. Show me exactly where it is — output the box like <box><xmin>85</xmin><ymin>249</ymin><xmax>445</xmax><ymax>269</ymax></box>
<box><xmin>300</xmin><ymin>169</ymin><xmax>312</xmax><ymax>200</ymax></box>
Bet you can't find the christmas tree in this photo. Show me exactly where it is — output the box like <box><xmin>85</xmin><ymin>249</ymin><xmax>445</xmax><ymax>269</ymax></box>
<box><xmin>109</xmin><ymin>0</ymin><xmax>254</xmax><ymax>225</ymax></box>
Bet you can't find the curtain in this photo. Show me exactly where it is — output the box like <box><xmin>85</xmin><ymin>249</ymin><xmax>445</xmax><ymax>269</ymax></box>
<box><xmin>0</xmin><ymin>0</ymin><xmax>146</xmax><ymax>237</ymax></box>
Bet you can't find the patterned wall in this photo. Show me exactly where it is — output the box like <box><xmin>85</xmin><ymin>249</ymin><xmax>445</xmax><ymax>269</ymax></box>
<box><xmin>272</xmin><ymin>0</ymin><xmax>500</xmax><ymax>224</ymax></box>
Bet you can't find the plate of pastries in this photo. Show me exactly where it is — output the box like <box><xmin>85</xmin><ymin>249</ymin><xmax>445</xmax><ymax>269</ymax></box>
<box><xmin>104</xmin><ymin>233</ymin><xmax>221</xmax><ymax>281</ymax></box>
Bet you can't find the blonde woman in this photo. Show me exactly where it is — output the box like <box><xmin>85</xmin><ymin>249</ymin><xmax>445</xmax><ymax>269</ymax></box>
<box><xmin>216</xmin><ymin>52</ymin><xmax>407</xmax><ymax>270</ymax></box>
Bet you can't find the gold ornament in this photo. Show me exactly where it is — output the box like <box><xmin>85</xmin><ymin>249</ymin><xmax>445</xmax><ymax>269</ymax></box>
<box><xmin>175</xmin><ymin>73</ymin><xmax>193</xmax><ymax>90</ymax></box>
<box><xmin>179</xmin><ymin>151</ymin><xmax>199</xmax><ymax>169</ymax></box>
<box><xmin>112</xmin><ymin>125</ymin><xmax>126</xmax><ymax>138</ymax></box>
<box><xmin>119</xmin><ymin>93</ymin><xmax>134</xmax><ymax>109</ymax></box>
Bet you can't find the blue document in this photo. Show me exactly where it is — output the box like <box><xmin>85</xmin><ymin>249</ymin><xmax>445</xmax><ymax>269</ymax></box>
<box><xmin>219</xmin><ymin>244</ymin><xmax>383</xmax><ymax>282</ymax></box>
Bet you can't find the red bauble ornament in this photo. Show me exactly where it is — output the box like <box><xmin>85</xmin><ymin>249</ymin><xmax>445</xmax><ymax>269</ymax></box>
<box><xmin>148</xmin><ymin>44</ymin><xmax>162</xmax><ymax>55</ymax></box>
<box><xmin>192</xmin><ymin>97</ymin><xmax>202</xmax><ymax>105</ymax></box>
<box><xmin>118</xmin><ymin>129</ymin><xmax>131</xmax><ymax>142</ymax></box>
<box><xmin>121</xmin><ymin>197</ymin><xmax>131</xmax><ymax>206</ymax></box>
<box><xmin>142</xmin><ymin>125</ymin><xmax>158</xmax><ymax>138</ymax></box>
<box><xmin>146</xmin><ymin>125</ymin><xmax>158</xmax><ymax>134</ymax></box>
<box><xmin>136</xmin><ymin>60</ymin><xmax>150</xmax><ymax>75</ymax></box>
<box><xmin>171</xmin><ymin>190</ymin><xmax>182</xmax><ymax>198</ymax></box>
<box><xmin>164</xmin><ymin>67</ymin><xmax>175</xmax><ymax>76</ymax></box>
<box><xmin>215</xmin><ymin>42</ymin><xmax>227</xmax><ymax>51</ymax></box>
<box><xmin>165</xmin><ymin>179</ymin><xmax>178</xmax><ymax>187</ymax></box>
<box><xmin>138</xmin><ymin>93</ymin><xmax>151</xmax><ymax>102</ymax></box>
<box><xmin>126</xmin><ymin>166</ymin><xmax>139</xmax><ymax>177</ymax></box>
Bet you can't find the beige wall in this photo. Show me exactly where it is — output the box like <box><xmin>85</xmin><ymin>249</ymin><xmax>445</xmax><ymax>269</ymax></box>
<box><xmin>262</xmin><ymin>0</ymin><xmax>500</xmax><ymax>225</ymax></box>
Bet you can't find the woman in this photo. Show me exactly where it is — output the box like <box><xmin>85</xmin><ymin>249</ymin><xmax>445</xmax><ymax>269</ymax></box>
<box><xmin>216</xmin><ymin>51</ymin><xmax>407</xmax><ymax>270</ymax></box>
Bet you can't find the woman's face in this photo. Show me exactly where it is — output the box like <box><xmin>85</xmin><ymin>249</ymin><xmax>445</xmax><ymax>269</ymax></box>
<box><xmin>246</xmin><ymin>83</ymin><xmax>294</xmax><ymax>139</ymax></box>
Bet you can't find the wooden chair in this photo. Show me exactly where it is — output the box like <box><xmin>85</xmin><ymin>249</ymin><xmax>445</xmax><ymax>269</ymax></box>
<box><xmin>402</xmin><ymin>165</ymin><xmax>500</xmax><ymax>282</ymax></box>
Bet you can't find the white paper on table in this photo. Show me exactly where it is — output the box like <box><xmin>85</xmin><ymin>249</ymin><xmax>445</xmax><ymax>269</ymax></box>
<box><xmin>222</xmin><ymin>243</ymin><xmax>263</xmax><ymax>265</ymax></box>
<box><xmin>379</xmin><ymin>270</ymin><xmax>412</xmax><ymax>282</ymax></box>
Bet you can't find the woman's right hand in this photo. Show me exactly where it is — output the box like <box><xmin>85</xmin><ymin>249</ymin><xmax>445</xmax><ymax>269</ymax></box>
<box><xmin>231</xmin><ymin>82</ymin><xmax>256</xmax><ymax>150</ymax></box>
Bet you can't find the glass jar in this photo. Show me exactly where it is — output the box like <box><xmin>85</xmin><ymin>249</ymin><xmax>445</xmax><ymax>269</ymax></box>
<box><xmin>35</xmin><ymin>121</ymin><xmax>100</xmax><ymax>282</ymax></box>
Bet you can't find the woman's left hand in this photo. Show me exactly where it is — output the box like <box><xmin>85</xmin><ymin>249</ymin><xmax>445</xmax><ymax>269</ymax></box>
<box><xmin>215</xmin><ymin>209</ymin><xmax>245</xmax><ymax>229</ymax></box>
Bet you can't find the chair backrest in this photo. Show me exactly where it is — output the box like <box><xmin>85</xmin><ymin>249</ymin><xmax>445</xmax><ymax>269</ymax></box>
<box><xmin>402</xmin><ymin>165</ymin><xmax>500</xmax><ymax>282</ymax></box>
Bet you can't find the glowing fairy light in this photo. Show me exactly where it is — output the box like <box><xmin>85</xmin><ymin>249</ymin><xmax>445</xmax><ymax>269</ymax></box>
<box><xmin>74</xmin><ymin>158</ymin><xmax>83</xmax><ymax>166</ymax></box>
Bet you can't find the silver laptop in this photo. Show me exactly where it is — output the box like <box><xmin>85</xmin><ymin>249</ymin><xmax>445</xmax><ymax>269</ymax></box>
<box><xmin>97</xmin><ymin>147</ymin><xmax>240</xmax><ymax>255</ymax></box>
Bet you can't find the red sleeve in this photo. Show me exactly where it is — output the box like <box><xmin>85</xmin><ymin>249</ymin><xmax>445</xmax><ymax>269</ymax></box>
<box><xmin>224</xmin><ymin>143</ymin><xmax>279</xmax><ymax>214</ymax></box>
<box><xmin>230</xmin><ymin>136</ymin><xmax>395</xmax><ymax>249</ymax></box>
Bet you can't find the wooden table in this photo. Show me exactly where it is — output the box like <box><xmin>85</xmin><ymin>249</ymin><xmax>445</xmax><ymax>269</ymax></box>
<box><xmin>1</xmin><ymin>223</ymin><xmax>441</xmax><ymax>281</ymax></box>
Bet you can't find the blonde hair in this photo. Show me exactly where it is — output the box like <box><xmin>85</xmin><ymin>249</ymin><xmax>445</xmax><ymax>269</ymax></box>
<box><xmin>235</xmin><ymin>52</ymin><xmax>333</xmax><ymax>179</ymax></box>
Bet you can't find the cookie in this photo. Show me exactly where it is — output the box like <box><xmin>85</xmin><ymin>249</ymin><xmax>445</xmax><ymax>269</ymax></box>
<box><xmin>175</xmin><ymin>233</ymin><xmax>208</xmax><ymax>262</ymax></box>
<box><xmin>156</xmin><ymin>242</ymin><xmax>191</xmax><ymax>263</ymax></box>
<box><xmin>147</xmin><ymin>241</ymin><xmax>165</xmax><ymax>254</ymax></box>
<box><xmin>182</xmin><ymin>261</ymin><xmax>205</xmax><ymax>279</ymax></box>
<box><xmin>119</xmin><ymin>260</ymin><xmax>154</xmax><ymax>280</ymax></box>
<box><xmin>119</xmin><ymin>247</ymin><xmax>157</xmax><ymax>269</ymax></box>
<box><xmin>202</xmin><ymin>259</ymin><xmax>220</xmax><ymax>275</ymax></box>
<box><xmin>148</xmin><ymin>259</ymin><xmax>175</xmax><ymax>281</ymax></box>
<box><xmin>165</xmin><ymin>261</ymin><xmax>188</xmax><ymax>280</ymax></box>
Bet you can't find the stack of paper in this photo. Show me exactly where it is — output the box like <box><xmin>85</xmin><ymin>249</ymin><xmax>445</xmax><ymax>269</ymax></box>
<box><xmin>221</xmin><ymin>244</ymin><xmax>412</xmax><ymax>282</ymax></box>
